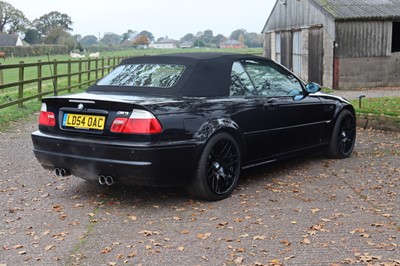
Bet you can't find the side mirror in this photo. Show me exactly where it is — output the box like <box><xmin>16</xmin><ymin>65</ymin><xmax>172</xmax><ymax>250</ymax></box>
<box><xmin>305</xmin><ymin>82</ymin><xmax>321</xmax><ymax>93</ymax></box>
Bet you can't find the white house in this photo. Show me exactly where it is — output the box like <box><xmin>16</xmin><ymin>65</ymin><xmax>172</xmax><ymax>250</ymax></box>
<box><xmin>149</xmin><ymin>38</ymin><xmax>177</xmax><ymax>49</ymax></box>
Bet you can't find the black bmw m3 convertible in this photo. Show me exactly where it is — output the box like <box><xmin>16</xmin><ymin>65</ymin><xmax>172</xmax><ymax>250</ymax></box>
<box><xmin>31</xmin><ymin>53</ymin><xmax>356</xmax><ymax>201</ymax></box>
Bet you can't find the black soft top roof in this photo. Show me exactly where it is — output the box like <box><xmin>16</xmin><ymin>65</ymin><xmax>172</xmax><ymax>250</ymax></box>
<box><xmin>86</xmin><ymin>52</ymin><xmax>268</xmax><ymax>97</ymax></box>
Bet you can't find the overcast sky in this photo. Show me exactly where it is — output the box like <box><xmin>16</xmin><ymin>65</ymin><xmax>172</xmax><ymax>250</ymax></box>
<box><xmin>9</xmin><ymin>0</ymin><xmax>275</xmax><ymax>39</ymax></box>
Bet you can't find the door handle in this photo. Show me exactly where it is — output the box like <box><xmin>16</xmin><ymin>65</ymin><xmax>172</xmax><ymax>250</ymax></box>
<box><xmin>265</xmin><ymin>99</ymin><xmax>278</xmax><ymax>110</ymax></box>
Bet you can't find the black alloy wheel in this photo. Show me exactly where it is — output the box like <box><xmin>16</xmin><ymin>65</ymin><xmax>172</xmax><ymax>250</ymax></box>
<box><xmin>186</xmin><ymin>133</ymin><xmax>241</xmax><ymax>201</ymax></box>
<box><xmin>329</xmin><ymin>110</ymin><xmax>356</xmax><ymax>158</ymax></box>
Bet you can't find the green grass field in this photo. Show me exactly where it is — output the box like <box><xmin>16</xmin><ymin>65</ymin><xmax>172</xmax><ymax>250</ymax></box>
<box><xmin>350</xmin><ymin>97</ymin><xmax>400</xmax><ymax>117</ymax></box>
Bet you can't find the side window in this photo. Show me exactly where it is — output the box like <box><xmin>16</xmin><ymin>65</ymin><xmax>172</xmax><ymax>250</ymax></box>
<box><xmin>229</xmin><ymin>62</ymin><xmax>257</xmax><ymax>96</ymax></box>
<box><xmin>241</xmin><ymin>60</ymin><xmax>303</xmax><ymax>97</ymax></box>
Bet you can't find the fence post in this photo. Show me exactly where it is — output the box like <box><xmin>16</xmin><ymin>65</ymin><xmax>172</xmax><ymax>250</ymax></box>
<box><xmin>67</xmin><ymin>59</ymin><xmax>71</xmax><ymax>92</ymax></box>
<box><xmin>18</xmin><ymin>61</ymin><xmax>24</xmax><ymax>107</ymax></box>
<box><xmin>0</xmin><ymin>63</ymin><xmax>3</xmax><ymax>86</ymax></box>
<box><xmin>53</xmin><ymin>60</ymin><xmax>58</xmax><ymax>94</ymax></box>
<box><xmin>38</xmin><ymin>60</ymin><xmax>42</xmax><ymax>101</ymax></box>
<box><xmin>108</xmin><ymin>58</ymin><xmax>111</xmax><ymax>73</ymax></box>
<box><xmin>95</xmin><ymin>59</ymin><xmax>99</xmax><ymax>80</ymax></box>
<box><xmin>78</xmin><ymin>59</ymin><xmax>82</xmax><ymax>88</ymax></box>
<box><xmin>101</xmin><ymin>57</ymin><xmax>105</xmax><ymax>77</ymax></box>
<box><xmin>87</xmin><ymin>59</ymin><xmax>91</xmax><ymax>82</ymax></box>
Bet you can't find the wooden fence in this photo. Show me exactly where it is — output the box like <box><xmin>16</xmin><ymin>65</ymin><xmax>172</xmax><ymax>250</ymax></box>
<box><xmin>0</xmin><ymin>56</ymin><xmax>127</xmax><ymax>110</ymax></box>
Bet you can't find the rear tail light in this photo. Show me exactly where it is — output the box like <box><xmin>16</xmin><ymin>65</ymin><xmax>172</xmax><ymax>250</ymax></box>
<box><xmin>38</xmin><ymin>103</ymin><xmax>56</xmax><ymax>126</ymax></box>
<box><xmin>111</xmin><ymin>109</ymin><xmax>162</xmax><ymax>134</ymax></box>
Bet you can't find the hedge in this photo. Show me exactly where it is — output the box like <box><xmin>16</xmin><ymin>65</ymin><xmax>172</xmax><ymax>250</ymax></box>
<box><xmin>0</xmin><ymin>45</ymin><xmax>69</xmax><ymax>57</ymax></box>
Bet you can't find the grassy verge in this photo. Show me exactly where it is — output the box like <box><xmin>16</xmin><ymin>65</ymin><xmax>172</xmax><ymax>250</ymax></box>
<box><xmin>350</xmin><ymin>96</ymin><xmax>400</xmax><ymax>117</ymax></box>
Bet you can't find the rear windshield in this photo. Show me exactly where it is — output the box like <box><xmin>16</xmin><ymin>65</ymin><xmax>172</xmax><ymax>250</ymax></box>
<box><xmin>97</xmin><ymin>64</ymin><xmax>185</xmax><ymax>88</ymax></box>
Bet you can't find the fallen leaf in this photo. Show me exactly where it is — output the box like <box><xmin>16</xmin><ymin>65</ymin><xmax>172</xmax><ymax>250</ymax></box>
<box><xmin>52</xmin><ymin>204</ymin><xmax>63</xmax><ymax>212</ymax></box>
<box><xmin>178</xmin><ymin>246</ymin><xmax>185</xmax><ymax>251</ymax></box>
<box><xmin>45</xmin><ymin>245</ymin><xmax>55</xmax><ymax>251</ymax></box>
<box><xmin>311</xmin><ymin>208</ymin><xmax>320</xmax><ymax>214</ymax></box>
<box><xmin>197</xmin><ymin>233</ymin><xmax>212</xmax><ymax>239</ymax></box>
<box><xmin>268</xmin><ymin>259</ymin><xmax>283</xmax><ymax>266</ymax></box>
<box><xmin>239</xmin><ymin>233</ymin><xmax>249</xmax><ymax>238</ymax></box>
<box><xmin>128</xmin><ymin>215</ymin><xmax>137</xmax><ymax>221</ymax></box>
<box><xmin>101</xmin><ymin>247</ymin><xmax>112</xmax><ymax>254</ymax></box>
<box><xmin>127</xmin><ymin>252</ymin><xmax>136</xmax><ymax>258</ymax></box>
<box><xmin>253</xmin><ymin>235</ymin><xmax>266</xmax><ymax>240</ymax></box>
<box><xmin>234</xmin><ymin>257</ymin><xmax>244</xmax><ymax>264</ymax></box>
<box><xmin>284</xmin><ymin>255</ymin><xmax>295</xmax><ymax>260</ymax></box>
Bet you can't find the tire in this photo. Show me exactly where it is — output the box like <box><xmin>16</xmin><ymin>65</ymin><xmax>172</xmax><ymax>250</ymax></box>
<box><xmin>328</xmin><ymin>109</ymin><xmax>356</xmax><ymax>159</ymax></box>
<box><xmin>186</xmin><ymin>132</ymin><xmax>241</xmax><ymax>201</ymax></box>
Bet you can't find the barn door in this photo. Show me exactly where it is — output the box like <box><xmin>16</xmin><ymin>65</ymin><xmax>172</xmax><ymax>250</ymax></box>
<box><xmin>308</xmin><ymin>28</ymin><xmax>323</xmax><ymax>84</ymax></box>
<box><xmin>281</xmin><ymin>31</ymin><xmax>293</xmax><ymax>70</ymax></box>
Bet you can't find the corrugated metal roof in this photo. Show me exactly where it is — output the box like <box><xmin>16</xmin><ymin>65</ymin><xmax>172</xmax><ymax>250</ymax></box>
<box><xmin>312</xmin><ymin>0</ymin><xmax>400</xmax><ymax>20</ymax></box>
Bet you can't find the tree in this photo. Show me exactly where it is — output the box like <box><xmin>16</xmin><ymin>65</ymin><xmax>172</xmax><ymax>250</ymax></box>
<box><xmin>133</xmin><ymin>35</ymin><xmax>149</xmax><ymax>45</ymax></box>
<box><xmin>80</xmin><ymin>35</ymin><xmax>98</xmax><ymax>47</ymax></box>
<box><xmin>212</xmin><ymin>34</ymin><xmax>227</xmax><ymax>47</ymax></box>
<box><xmin>101</xmin><ymin>32</ymin><xmax>122</xmax><ymax>46</ymax></box>
<box><xmin>230</xmin><ymin>29</ymin><xmax>248</xmax><ymax>41</ymax></box>
<box><xmin>180</xmin><ymin>33</ymin><xmax>195</xmax><ymax>43</ymax></box>
<box><xmin>139</xmin><ymin>30</ymin><xmax>154</xmax><ymax>42</ymax></box>
<box><xmin>73</xmin><ymin>34</ymin><xmax>82</xmax><ymax>42</ymax></box>
<box><xmin>202</xmin><ymin>30</ymin><xmax>213</xmax><ymax>46</ymax></box>
<box><xmin>45</xmin><ymin>27</ymin><xmax>76</xmax><ymax>50</ymax></box>
<box><xmin>246</xmin><ymin>32</ymin><xmax>263</xmax><ymax>47</ymax></box>
<box><xmin>0</xmin><ymin>1</ymin><xmax>29</xmax><ymax>33</ymax></box>
<box><xmin>238</xmin><ymin>33</ymin><xmax>245</xmax><ymax>44</ymax></box>
<box><xmin>34</xmin><ymin>11</ymin><xmax>73</xmax><ymax>38</ymax></box>
<box><xmin>75</xmin><ymin>42</ymin><xmax>84</xmax><ymax>52</ymax></box>
<box><xmin>24</xmin><ymin>29</ymin><xmax>41</xmax><ymax>44</ymax></box>
<box><xmin>122</xmin><ymin>29</ymin><xmax>137</xmax><ymax>42</ymax></box>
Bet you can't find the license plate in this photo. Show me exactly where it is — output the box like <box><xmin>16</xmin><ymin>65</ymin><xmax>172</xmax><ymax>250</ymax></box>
<box><xmin>63</xmin><ymin>113</ymin><xmax>106</xmax><ymax>130</ymax></box>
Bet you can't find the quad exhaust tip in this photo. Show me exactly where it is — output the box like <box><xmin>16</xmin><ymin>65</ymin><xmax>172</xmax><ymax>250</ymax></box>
<box><xmin>98</xmin><ymin>175</ymin><xmax>115</xmax><ymax>186</ymax></box>
<box><xmin>54</xmin><ymin>168</ymin><xmax>69</xmax><ymax>177</ymax></box>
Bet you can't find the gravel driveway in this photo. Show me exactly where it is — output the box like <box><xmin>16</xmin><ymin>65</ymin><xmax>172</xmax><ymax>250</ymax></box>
<box><xmin>1</xmin><ymin>115</ymin><xmax>399</xmax><ymax>266</ymax></box>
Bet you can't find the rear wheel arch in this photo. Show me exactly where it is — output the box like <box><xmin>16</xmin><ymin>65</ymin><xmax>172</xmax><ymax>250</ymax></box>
<box><xmin>195</xmin><ymin>118</ymin><xmax>245</xmax><ymax>155</ymax></box>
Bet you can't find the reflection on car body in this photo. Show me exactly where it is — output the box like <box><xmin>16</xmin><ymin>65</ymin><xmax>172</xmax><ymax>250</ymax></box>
<box><xmin>31</xmin><ymin>53</ymin><xmax>356</xmax><ymax>201</ymax></box>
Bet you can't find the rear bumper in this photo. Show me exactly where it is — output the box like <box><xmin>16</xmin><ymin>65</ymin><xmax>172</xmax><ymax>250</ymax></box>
<box><xmin>31</xmin><ymin>130</ymin><xmax>202</xmax><ymax>186</ymax></box>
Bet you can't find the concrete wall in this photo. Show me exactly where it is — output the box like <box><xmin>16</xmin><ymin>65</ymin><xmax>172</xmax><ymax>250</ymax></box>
<box><xmin>338</xmin><ymin>53</ymin><xmax>400</xmax><ymax>89</ymax></box>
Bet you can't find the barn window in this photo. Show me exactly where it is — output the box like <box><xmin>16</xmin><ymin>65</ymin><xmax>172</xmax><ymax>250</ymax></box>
<box><xmin>292</xmin><ymin>31</ymin><xmax>302</xmax><ymax>76</ymax></box>
<box><xmin>275</xmin><ymin>33</ymin><xmax>281</xmax><ymax>63</ymax></box>
<box><xmin>392</xmin><ymin>22</ymin><xmax>400</xmax><ymax>53</ymax></box>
